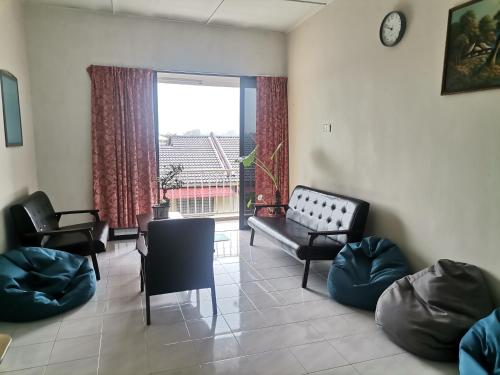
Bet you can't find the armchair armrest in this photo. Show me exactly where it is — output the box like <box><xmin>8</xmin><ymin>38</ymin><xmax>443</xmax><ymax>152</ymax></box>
<box><xmin>254</xmin><ymin>204</ymin><xmax>289</xmax><ymax>216</ymax></box>
<box><xmin>54</xmin><ymin>209</ymin><xmax>100</xmax><ymax>222</ymax></box>
<box><xmin>308</xmin><ymin>229</ymin><xmax>360</xmax><ymax>245</ymax></box>
<box><xmin>25</xmin><ymin>226</ymin><xmax>94</xmax><ymax>240</ymax></box>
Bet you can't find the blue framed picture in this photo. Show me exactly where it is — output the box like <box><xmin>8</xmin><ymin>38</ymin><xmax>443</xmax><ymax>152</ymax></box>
<box><xmin>0</xmin><ymin>70</ymin><xmax>23</xmax><ymax>147</ymax></box>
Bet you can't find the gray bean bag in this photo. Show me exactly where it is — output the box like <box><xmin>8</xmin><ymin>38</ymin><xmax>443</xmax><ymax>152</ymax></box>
<box><xmin>375</xmin><ymin>259</ymin><xmax>494</xmax><ymax>362</ymax></box>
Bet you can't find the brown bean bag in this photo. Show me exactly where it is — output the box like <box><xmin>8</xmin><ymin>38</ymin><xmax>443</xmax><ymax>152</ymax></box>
<box><xmin>375</xmin><ymin>259</ymin><xmax>494</xmax><ymax>362</ymax></box>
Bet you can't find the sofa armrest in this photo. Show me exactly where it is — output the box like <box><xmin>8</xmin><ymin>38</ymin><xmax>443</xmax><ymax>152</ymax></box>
<box><xmin>55</xmin><ymin>209</ymin><xmax>100</xmax><ymax>222</ymax></box>
<box><xmin>308</xmin><ymin>229</ymin><xmax>360</xmax><ymax>245</ymax></box>
<box><xmin>254</xmin><ymin>204</ymin><xmax>289</xmax><ymax>216</ymax></box>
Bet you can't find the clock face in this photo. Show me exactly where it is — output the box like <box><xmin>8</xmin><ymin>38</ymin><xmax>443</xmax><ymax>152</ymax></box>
<box><xmin>380</xmin><ymin>11</ymin><xmax>406</xmax><ymax>47</ymax></box>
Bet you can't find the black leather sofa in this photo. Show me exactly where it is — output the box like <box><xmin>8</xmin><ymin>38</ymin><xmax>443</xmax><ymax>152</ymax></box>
<box><xmin>248</xmin><ymin>185</ymin><xmax>369</xmax><ymax>288</ymax></box>
<box><xmin>10</xmin><ymin>191</ymin><xmax>109</xmax><ymax>280</ymax></box>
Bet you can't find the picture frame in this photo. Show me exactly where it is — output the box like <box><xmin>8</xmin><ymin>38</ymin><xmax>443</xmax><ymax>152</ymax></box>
<box><xmin>442</xmin><ymin>0</ymin><xmax>500</xmax><ymax>95</ymax></box>
<box><xmin>0</xmin><ymin>70</ymin><xmax>23</xmax><ymax>146</ymax></box>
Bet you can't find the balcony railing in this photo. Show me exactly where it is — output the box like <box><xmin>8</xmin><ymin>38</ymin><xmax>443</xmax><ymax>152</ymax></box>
<box><xmin>164</xmin><ymin>168</ymin><xmax>239</xmax><ymax>217</ymax></box>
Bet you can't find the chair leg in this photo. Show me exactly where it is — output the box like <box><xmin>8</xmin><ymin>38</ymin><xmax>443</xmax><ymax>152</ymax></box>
<box><xmin>90</xmin><ymin>253</ymin><xmax>100</xmax><ymax>281</ymax></box>
<box><xmin>250</xmin><ymin>228</ymin><xmax>255</xmax><ymax>246</ymax></box>
<box><xmin>211</xmin><ymin>286</ymin><xmax>217</xmax><ymax>316</ymax></box>
<box><xmin>146</xmin><ymin>292</ymin><xmax>151</xmax><ymax>325</ymax></box>
<box><xmin>302</xmin><ymin>259</ymin><xmax>311</xmax><ymax>289</ymax></box>
<box><xmin>140</xmin><ymin>257</ymin><xmax>144</xmax><ymax>292</ymax></box>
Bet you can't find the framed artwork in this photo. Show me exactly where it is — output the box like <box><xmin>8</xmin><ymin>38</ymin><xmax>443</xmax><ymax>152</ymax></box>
<box><xmin>442</xmin><ymin>0</ymin><xmax>500</xmax><ymax>95</ymax></box>
<box><xmin>0</xmin><ymin>70</ymin><xmax>22</xmax><ymax>146</ymax></box>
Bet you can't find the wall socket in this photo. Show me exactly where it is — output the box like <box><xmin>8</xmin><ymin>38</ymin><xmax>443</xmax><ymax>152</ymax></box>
<box><xmin>322</xmin><ymin>123</ymin><xmax>332</xmax><ymax>133</ymax></box>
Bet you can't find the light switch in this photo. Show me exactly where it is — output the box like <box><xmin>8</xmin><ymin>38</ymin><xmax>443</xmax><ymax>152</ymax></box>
<box><xmin>322</xmin><ymin>124</ymin><xmax>332</xmax><ymax>133</ymax></box>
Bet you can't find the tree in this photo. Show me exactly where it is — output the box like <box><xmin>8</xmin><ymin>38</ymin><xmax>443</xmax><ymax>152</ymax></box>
<box><xmin>451</xmin><ymin>11</ymin><xmax>479</xmax><ymax>64</ymax></box>
<box><xmin>491</xmin><ymin>10</ymin><xmax>500</xmax><ymax>66</ymax></box>
<box><xmin>460</xmin><ymin>10</ymin><xmax>479</xmax><ymax>38</ymax></box>
<box><xmin>479</xmin><ymin>15</ymin><xmax>496</xmax><ymax>45</ymax></box>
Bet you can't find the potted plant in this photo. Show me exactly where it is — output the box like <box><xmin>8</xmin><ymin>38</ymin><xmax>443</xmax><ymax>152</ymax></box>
<box><xmin>153</xmin><ymin>164</ymin><xmax>184</xmax><ymax>219</ymax></box>
<box><xmin>237</xmin><ymin>141</ymin><xmax>284</xmax><ymax>215</ymax></box>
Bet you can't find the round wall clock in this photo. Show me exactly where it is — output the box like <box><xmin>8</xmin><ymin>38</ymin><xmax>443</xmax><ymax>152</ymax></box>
<box><xmin>380</xmin><ymin>11</ymin><xmax>406</xmax><ymax>47</ymax></box>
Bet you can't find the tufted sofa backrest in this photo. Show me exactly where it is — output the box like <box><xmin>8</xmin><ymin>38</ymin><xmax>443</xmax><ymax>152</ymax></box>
<box><xmin>286</xmin><ymin>185</ymin><xmax>369</xmax><ymax>244</ymax></box>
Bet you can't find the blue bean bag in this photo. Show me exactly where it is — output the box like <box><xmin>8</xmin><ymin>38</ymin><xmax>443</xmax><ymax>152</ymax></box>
<box><xmin>459</xmin><ymin>308</ymin><xmax>500</xmax><ymax>375</ymax></box>
<box><xmin>0</xmin><ymin>247</ymin><xmax>96</xmax><ymax>322</ymax></box>
<box><xmin>327</xmin><ymin>236</ymin><xmax>410</xmax><ymax>310</ymax></box>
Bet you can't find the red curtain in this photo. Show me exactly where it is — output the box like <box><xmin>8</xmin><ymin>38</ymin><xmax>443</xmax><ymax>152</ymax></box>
<box><xmin>88</xmin><ymin>65</ymin><xmax>158</xmax><ymax>228</ymax></box>
<box><xmin>256</xmin><ymin>77</ymin><xmax>289</xmax><ymax>207</ymax></box>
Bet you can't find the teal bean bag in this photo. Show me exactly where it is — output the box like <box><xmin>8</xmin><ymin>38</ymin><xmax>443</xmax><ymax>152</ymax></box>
<box><xmin>459</xmin><ymin>308</ymin><xmax>500</xmax><ymax>375</ymax></box>
<box><xmin>0</xmin><ymin>247</ymin><xmax>95</xmax><ymax>322</ymax></box>
<box><xmin>327</xmin><ymin>236</ymin><xmax>410</xmax><ymax>310</ymax></box>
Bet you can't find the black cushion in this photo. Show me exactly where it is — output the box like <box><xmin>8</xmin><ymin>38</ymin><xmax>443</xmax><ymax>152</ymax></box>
<box><xmin>44</xmin><ymin>221</ymin><xmax>109</xmax><ymax>254</ymax></box>
<box><xmin>248</xmin><ymin>216</ymin><xmax>344</xmax><ymax>260</ymax></box>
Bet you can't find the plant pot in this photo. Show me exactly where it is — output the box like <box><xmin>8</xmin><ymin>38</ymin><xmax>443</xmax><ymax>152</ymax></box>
<box><xmin>152</xmin><ymin>204</ymin><xmax>169</xmax><ymax>220</ymax></box>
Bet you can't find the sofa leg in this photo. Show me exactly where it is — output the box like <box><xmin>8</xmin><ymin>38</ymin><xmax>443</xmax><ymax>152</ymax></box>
<box><xmin>90</xmin><ymin>253</ymin><xmax>100</xmax><ymax>281</ymax></box>
<box><xmin>302</xmin><ymin>259</ymin><xmax>310</xmax><ymax>288</ymax></box>
<box><xmin>211</xmin><ymin>286</ymin><xmax>217</xmax><ymax>316</ymax></box>
<box><xmin>146</xmin><ymin>292</ymin><xmax>151</xmax><ymax>325</ymax></box>
<box><xmin>250</xmin><ymin>228</ymin><xmax>255</xmax><ymax>246</ymax></box>
<box><xmin>140</xmin><ymin>257</ymin><xmax>144</xmax><ymax>292</ymax></box>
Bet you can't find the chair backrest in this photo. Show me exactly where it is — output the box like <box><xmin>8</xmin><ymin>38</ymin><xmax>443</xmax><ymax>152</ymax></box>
<box><xmin>286</xmin><ymin>185</ymin><xmax>369</xmax><ymax>244</ymax></box>
<box><xmin>146</xmin><ymin>217</ymin><xmax>215</xmax><ymax>295</ymax></box>
<box><xmin>10</xmin><ymin>191</ymin><xmax>59</xmax><ymax>245</ymax></box>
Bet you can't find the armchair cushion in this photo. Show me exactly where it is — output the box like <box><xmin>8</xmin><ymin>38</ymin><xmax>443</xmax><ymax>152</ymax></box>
<box><xmin>44</xmin><ymin>221</ymin><xmax>109</xmax><ymax>254</ymax></box>
<box><xmin>0</xmin><ymin>247</ymin><xmax>95</xmax><ymax>322</ymax></box>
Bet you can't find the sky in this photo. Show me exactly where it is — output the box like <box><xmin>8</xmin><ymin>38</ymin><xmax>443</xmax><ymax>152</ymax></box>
<box><xmin>157</xmin><ymin>83</ymin><xmax>240</xmax><ymax>137</ymax></box>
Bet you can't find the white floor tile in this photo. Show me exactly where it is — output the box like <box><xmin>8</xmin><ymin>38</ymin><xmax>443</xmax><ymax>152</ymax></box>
<box><xmin>49</xmin><ymin>334</ymin><xmax>100</xmax><ymax>364</ymax></box>
<box><xmin>57</xmin><ymin>316</ymin><xmax>102</xmax><ymax>340</ymax></box>
<box><xmin>185</xmin><ymin>316</ymin><xmax>231</xmax><ymax>339</ymax></box>
<box><xmin>354</xmin><ymin>353</ymin><xmax>459</xmax><ymax>375</ymax></box>
<box><xmin>0</xmin><ymin>342</ymin><xmax>52</xmax><ymax>372</ymax></box>
<box><xmin>44</xmin><ymin>356</ymin><xmax>98</xmax><ymax>375</ymax></box>
<box><xmin>290</xmin><ymin>341</ymin><xmax>348</xmax><ymax>372</ymax></box>
<box><xmin>11</xmin><ymin>321</ymin><xmax>60</xmax><ymax>347</ymax></box>
<box><xmin>329</xmin><ymin>330</ymin><xmax>404</xmax><ymax>364</ymax></box>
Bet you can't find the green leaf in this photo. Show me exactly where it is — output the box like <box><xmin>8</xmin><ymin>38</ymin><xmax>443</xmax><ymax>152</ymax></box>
<box><xmin>270</xmin><ymin>142</ymin><xmax>283</xmax><ymax>161</ymax></box>
<box><xmin>246</xmin><ymin>199</ymin><xmax>254</xmax><ymax>209</ymax></box>
<box><xmin>241</xmin><ymin>148</ymin><xmax>257</xmax><ymax>168</ymax></box>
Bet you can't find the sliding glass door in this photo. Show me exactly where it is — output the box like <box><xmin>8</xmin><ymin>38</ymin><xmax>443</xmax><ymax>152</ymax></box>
<box><xmin>239</xmin><ymin>77</ymin><xmax>257</xmax><ymax>229</ymax></box>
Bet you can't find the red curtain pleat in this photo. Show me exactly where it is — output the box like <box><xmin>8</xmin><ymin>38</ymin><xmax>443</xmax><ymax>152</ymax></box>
<box><xmin>88</xmin><ymin>65</ymin><xmax>158</xmax><ymax>228</ymax></box>
<box><xmin>255</xmin><ymin>76</ymin><xmax>289</xmax><ymax>208</ymax></box>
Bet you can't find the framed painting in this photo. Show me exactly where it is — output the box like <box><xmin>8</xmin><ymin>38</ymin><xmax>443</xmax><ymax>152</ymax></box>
<box><xmin>0</xmin><ymin>70</ymin><xmax>22</xmax><ymax>146</ymax></box>
<box><xmin>442</xmin><ymin>0</ymin><xmax>500</xmax><ymax>95</ymax></box>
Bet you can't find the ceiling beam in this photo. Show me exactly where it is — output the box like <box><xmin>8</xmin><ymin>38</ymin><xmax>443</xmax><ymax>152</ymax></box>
<box><xmin>206</xmin><ymin>0</ymin><xmax>225</xmax><ymax>25</ymax></box>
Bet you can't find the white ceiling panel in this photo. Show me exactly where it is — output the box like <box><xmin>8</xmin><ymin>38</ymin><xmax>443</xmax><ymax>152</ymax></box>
<box><xmin>210</xmin><ymin>0</ymin><xmax>324</xmax><ymax>31</ymax></box>
<box><xmin>27</xmin><ymin>0</ymin><xmax>112</xmax><ymax>12</ymax></box>
<box><xmin>114</xmin><ymin>0</ymin><xmax>222</xmax><ymax>23</ymax></box>
<box><xmin>25</xmin><ymin>0</ymin><xmax>332</xmax><ymax>31</ymax></box>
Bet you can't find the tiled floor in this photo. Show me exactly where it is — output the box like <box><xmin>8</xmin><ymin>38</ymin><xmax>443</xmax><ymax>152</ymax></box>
<box><xmin>0</xmin><ymin>228</ymin><xmax>459</xmax><ymax>375</ymax></box>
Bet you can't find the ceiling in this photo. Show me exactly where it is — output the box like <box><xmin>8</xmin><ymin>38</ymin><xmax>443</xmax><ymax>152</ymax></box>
<box><xmin>25</xmin><ymin>0</ymin><xmax>333</xmax><ymax>32</ymax></box>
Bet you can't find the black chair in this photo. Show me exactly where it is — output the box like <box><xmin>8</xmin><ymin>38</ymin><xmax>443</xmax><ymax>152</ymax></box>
<box><xmin>10</xmin><ymin>191</ymin><xmax>109</xmax><ymax>280</ymax></box>
<box><xmin>142</xmin><ymin>218</ymin><xmax>217</xmax><ymax>325</ymax></box>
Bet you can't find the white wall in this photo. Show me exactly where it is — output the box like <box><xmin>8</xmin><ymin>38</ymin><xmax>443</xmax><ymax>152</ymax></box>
<box><xmin>288</xmin><ymin>0</ymin><xmax>500</xmax><ymax>302</ymax></box>
<box><xmin>0</xmin><ymin>0</ymin><xmax>38</xmax><ymax>251</ymax></box>
<box><xmin>23</xmin><ymin>4</ymin><xmax>287</xmax><ymax>217</ymax></box>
